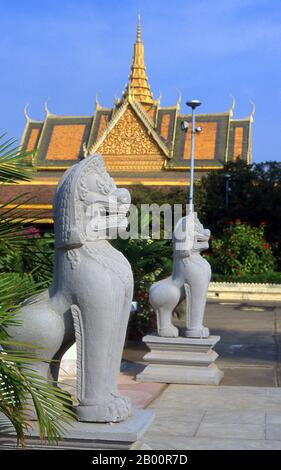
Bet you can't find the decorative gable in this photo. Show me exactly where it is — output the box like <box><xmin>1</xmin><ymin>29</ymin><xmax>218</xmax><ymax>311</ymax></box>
<box><xmin>97</xmin><ymin>106</ymin><xmax>165</xmax><ymax>156</ymax></box>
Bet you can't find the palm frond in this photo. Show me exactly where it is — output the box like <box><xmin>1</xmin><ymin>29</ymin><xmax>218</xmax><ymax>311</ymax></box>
<box><xmin>0</xmin><ymin>273</ymin><xmax>76</xmax><ymax>446</ymax></box>
<box><xmin>0</xmin><ymin>273</ymin><xmax>42</xmax><ymax>340</ymax></box>
<box><xmin>0</xmin><ymin>195</ymin><xmax>41</xmax><ymax>249</ymax></box>
<box><xmin>0</xmin><ymin>358</ymin><xmax>75</xmax><ymax>445</ymax></box>
<box><xmin>0</xmin><ymin>133</ymin><xmax>76</xmax><ymax>446</ymax></box>
<box><xmin>0</xmin><ymin>134</ymin><xmax>35</xmax><ymax>183</ymax></box>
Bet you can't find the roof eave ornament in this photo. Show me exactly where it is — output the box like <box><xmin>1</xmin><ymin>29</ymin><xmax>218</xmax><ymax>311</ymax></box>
<box><xmin>176</xmin><ymin>89</ymin><xmax>182</xmax><ymax>109</ymax></box>
<box><xmin>83</xmin><ymin>142</ymin><xmax>89</xmax><ymax>158</ymax></box>
<box><xmin>128</xmin><ymin>83</ymin><xmax>135</xmax><ymax>103</ymax></box>
<box><xmin>249</xmin><ymin>100</ymin><xmax>256</xmax><ymax>122</ymax></box>
<box><xmin>228</xmin><ymin>94</ymin><xmax>236</xmax><ymax>116</ymax></box>
<box><xmin>95</xmin><ymin>93</ymin><xmax>101</xmax><ymax>111</ymax></box>
<box><xmin>155</xmin><ymin>90</ymin><xmax>162</xmax><ymax>105</ymax></box>
<box><xmin>24</xmin><ymin>104</ymin><xmax>31</xmax><ymax>122</ymax></box>
<box><xmin>44</xmin><ymin>100</ymin><xmax>55</xmax><ymax>117</ymax></box>
<box><xmin>127</xmin><ymin>91</ymin><xmax>133</xmax><ymax>105</ymax></box>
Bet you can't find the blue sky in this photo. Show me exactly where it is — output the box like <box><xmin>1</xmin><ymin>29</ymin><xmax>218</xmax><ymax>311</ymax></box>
<box><xmin>0</xmin><ymin>0</ymin><xmax>280</xmax><ymax>162</ymax></box>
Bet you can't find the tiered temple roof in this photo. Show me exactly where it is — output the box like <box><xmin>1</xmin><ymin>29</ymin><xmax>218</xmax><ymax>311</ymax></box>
<box><xmin>1</xmin><ymin>16</ymin><xmax>254</xmax><ymax>222</ymax></box>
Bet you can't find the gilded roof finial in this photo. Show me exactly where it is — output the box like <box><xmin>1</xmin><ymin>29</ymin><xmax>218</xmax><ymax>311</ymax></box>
<box><xmin>137</xmin><ymin>14</ymin><xmax>141</xmax><ymax>42</ymax></box>
<box><xmin>122</xmin><ymin>15</ymin><xmax>154</xmax><ymax>105</ymax></box>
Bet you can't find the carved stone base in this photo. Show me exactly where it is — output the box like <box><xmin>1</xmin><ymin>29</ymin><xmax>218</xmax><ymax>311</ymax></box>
<box><xmin>0</xmin><ymin>409</ymin><xmax>154</xmax><ymax>450</ymax></box>
<box><xmin>137</xmin><ymin>335</ymin><xmax>224</xmax><ymax>385</ymax></box>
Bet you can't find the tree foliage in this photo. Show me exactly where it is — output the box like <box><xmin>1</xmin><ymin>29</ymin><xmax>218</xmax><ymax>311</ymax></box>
<box><xmin>199</xmin><ymin>160</ymin><xmax>281</xmax><ymax>268</ymax></box>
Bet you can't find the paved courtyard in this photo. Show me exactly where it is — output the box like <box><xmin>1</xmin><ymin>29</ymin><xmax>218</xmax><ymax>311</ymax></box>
<box><xmin>123</xmin><ymin>299</ymin><xmax>281</xmax><ymax>388</ymax></box>
<box><xmin>205</xmin><ymin>300</ymin><xmax>281</xmax><ymax>387</ymax></box>
<box><xmin>58</xmin><ymin>299</ymin><xmax>281</xmax><ymax>450</ymax></box>
<box><xmin>143</xmin><ymin>385</ymin><xmax>281</xmax><ymax>449</ymax></box>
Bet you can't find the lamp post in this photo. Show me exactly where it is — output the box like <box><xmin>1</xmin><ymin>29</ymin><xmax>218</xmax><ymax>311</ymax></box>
<box><xmin>224</xmin><ymin>173</ymin><xmax>231</xmax><ymax>209</ymax></box>
<box><xmin>181</xmin><ymin>100</ymin><xmax>202</xmax><ymax>214</ymax></box>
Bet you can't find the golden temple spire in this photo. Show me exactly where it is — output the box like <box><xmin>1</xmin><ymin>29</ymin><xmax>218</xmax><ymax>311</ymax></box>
<box><xmin>136</xmin><ymin>14</ymin><xmax>142</xmax><ymax>42</ymax></box>
<box><xmin>123</xmin><ymin>15</ymin><xmax>154</xmax><ymax>105</ymax></box>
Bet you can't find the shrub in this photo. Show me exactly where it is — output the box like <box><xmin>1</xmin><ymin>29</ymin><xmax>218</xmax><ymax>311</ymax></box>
<box><xmin>205</xmin><ymin>220</ymin><xmax>276</xmax><ymax>277</ymax></box>
<box><xmin>113</xmin><ymin>237</ymin><xmax>172</xmax><ymax>337</ymax></box>
<box><xmin>200</xmin><ymin>160</ymin><xmax>281</xmax><ymax>269</ymax></box>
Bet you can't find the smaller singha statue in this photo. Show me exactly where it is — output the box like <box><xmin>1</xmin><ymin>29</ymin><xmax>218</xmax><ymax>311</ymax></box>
<box><xmin>149</xmin><ymin>212</ymin><xmax>211</xmax><ymax>338</ymax></box>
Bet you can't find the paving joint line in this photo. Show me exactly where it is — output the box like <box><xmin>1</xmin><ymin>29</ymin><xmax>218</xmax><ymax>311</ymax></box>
<box><xmin>193</xmin><ymin>410</ymin><xmax>207</xmax><ymax>438</ymax></box>
<box><xmin>144</xmin><ymin>383</ymin><xmax>169</xmax><ymax>409</ymax></box>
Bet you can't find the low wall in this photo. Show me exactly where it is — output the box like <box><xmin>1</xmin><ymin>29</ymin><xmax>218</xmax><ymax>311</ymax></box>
<box><xmin>208</xmin><ymin>282</ymin><xmax>281</xmax><ymax>301</ymax></box>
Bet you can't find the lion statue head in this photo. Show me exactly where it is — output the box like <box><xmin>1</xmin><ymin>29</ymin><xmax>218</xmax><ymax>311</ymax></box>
<box><xmin>173</xmin><ymin>212</ymin><xmax>210</xmax><ymax>255</ymax></box>
<box><xmin>53</xmin><ymin>154</ymin><xmax>131</xmax><ymax>248</ymax></box>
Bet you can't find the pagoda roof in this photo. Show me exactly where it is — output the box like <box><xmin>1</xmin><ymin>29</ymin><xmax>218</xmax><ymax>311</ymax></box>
<box><xmin>19</xmin><ymin>17</ymin><xmax>254</xmax><ymax>176</ymax></box>
<box><xmin>20</xmin><ymin>100</ymin><xmax>253</xmax><ymax>171</ymax></box>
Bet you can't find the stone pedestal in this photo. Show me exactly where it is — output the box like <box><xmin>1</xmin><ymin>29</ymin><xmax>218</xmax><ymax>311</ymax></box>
<box><xmin>137</xmin><ymin>335</ymin><xmax>224</xmax><ymax>385</ymax></box>
<box><xmin>0</xmin><ymin>409</ymin><xmax>154</xmax><ymax>450</ymax></box>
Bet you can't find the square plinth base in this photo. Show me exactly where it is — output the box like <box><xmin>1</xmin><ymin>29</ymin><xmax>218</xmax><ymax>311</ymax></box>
<box><xmin>137</xmin><ymin>335</ymin><xmax>224</xmax><ymax>385</ymax></box>
<box><xmin>0</xmin><ymin>409</ymin><xmax>154</xmax><ymax>450</ymax></box>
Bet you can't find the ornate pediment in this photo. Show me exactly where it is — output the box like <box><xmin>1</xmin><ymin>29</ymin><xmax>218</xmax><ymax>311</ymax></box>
<box><xmin>96</xmin><ymin>105</ymin><xmax>165</xmax><ymax>156</ymax></box>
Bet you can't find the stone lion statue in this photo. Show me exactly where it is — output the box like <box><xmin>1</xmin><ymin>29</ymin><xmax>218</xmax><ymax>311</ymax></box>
<box><xmin>7</xmin><ymin>154</ymin><xmax>133</xmax><ymax>423</ymax></box>
<box><xmin>149</xmin><ymin>212</ymin><xmax>211</xmax><ymax>338</ymax></box>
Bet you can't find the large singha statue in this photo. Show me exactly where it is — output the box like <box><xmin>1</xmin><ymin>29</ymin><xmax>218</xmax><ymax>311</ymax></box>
<box><xmin>149</xmin><ymin>212</ymin><xmax>211</xmax><ymax>338</ymax></box>
<box><xmin>7</xmin><ymin>154</ymin><xmax>133</xmax><ymax>423</ymax></box>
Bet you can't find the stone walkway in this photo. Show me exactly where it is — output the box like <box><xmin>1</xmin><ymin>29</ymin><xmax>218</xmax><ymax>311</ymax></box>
<box><xmin>143</xmin><ymin>385</ymin><xmax>281</xmax><ymax>449</ymax></box>
<box><xmin>58</xmin><ymin>300</ymin><xmax>281</xmax><ymax>450</ymax></box>
<box><xmin>206</xmin><ymin>300</ymin><xmax>281</xmax><ymax>387</ymax></box>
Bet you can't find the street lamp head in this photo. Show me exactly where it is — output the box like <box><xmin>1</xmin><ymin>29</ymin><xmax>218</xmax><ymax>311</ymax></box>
<box><xmin>186</xmin><ymin>100</ymin><xmax>202</xmax><ymax>110</ymax></box>
<box><xmin>224</xmin><ymin>173</ymin><xmax>231</xmax><ymax>180</ymax></box>
<box><xmin>181</xmin><ymin>120</ymin><xmax>189</xmax><ymax>132</ymax></box>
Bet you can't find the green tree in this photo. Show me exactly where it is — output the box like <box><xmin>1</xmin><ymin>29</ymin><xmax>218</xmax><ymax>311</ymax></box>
<box><xmin>200</xmin><ymin>160</ymin><xmax>281</xmax><ymax>268</ymax></box>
